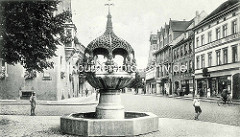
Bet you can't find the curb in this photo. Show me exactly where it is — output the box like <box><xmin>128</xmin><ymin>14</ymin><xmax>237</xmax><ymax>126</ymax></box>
<box><xmin>0</xmin><ymin>102</ymin><xmax>98</xmax><ymax>106</ymax></box>
<box><xmin>135</xmin><ymin>93</ymin><xmax>240</xmax><ymax>105</ymax></box>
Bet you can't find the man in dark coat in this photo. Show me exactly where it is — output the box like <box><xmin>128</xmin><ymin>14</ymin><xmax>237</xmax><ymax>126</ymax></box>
<box><xmin>29</xmin><ymin>92</ymin><xmax>36</xmax><ymax>116</ymax></box>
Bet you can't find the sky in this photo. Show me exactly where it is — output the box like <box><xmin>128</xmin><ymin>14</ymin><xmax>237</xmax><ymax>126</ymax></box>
<box><xmin>71</xmin><ymin>0</ymin><xmax>227</xmax><ymax>69</ymax></box>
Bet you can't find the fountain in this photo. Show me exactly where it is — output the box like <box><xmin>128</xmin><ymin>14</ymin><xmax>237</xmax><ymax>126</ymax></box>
<box><xmin>60</xmin><ymin>5</ymin><xmax>159</xmax><ymax>136</ymax></box>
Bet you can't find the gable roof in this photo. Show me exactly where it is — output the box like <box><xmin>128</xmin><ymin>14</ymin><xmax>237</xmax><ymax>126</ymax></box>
<box><xmin>206</xmin><ymin>0</ymin><xmax>238</xmax><ymax>20</ymax></box>
<box><xmin>170</xmin><ymin>20</ymin><xmax>192</xmax><ymax>32</ymax></box>
<box><xmin>194</xmin><ymin>0</ymin><xmax>239</xmax><ymax>29</ymax></box>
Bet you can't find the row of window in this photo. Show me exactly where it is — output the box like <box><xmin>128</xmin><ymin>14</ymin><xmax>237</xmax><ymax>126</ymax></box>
<box><xmin>196</xmin><ymin>45</ymin><xmax>238</xmax><ymax>69</ymax></box>
<box><xmin>174</xmin><ymin>60</ymin><xmax>193</xmax><ymax>75</ymax></box>
<box><xmin>196</xmin><ymin>20</ymin><xmax>238</xmax><ymax>47</ymax></box>
<box><xmin>173</xmin><ymin>42</ymin><xmax>193</xmax><ymax>59</ymax></box>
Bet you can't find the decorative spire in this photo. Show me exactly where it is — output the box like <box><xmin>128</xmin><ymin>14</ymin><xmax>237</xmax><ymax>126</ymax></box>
<box><xmin>105</xmin><ymin>0</ymin><xmax>114</xmax><ymax>34</ymax></box>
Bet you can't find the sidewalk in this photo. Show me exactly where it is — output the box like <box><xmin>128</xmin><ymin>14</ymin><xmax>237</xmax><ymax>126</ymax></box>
<box><xmin>1</xmin><ymin>115</ymin><xmax>239</xmax><ymax>137</ymax></box>
<box><xmin>0</xmin><ymin>93</ymin><xmax>98</xmax><ymax>106</ymax></box>
<box><xmin>137</xmin><ymin>93</ymin><xmax>240</xmax><ymax>105</ymax></box>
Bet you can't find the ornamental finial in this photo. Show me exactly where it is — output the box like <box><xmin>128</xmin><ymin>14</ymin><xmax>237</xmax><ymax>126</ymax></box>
<box><xmin>104</xmin><ymin>0</ymin><xmax>114</xmax><ymax>34</ymax></box>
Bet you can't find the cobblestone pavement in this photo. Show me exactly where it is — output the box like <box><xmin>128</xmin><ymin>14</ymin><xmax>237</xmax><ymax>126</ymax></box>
<box><xmin>1</xmin><ymin>115</ymin><xmax>240</xmax><ymax>137</ymax></box>
<box><xmin>122</xmin><ymin>94</ymin><xmax>240</xmax><ymax>127</ymax></box>
<box><xmin>1</xmin><ymin>93</ymin><xmax>240</xmax><ymax>127</ymax></box>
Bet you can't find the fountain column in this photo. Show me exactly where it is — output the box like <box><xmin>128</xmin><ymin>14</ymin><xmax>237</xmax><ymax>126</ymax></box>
<box><xmin>96</xmin><ymin>89</ymin><xmax>124</xmax><ymax>119</ymax></box>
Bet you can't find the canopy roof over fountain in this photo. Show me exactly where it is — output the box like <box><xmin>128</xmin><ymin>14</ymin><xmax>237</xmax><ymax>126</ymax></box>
<box><xmin>85</xmin><ymin>10</ymin><xmax>135</xmax><ymax>61</ymax></box>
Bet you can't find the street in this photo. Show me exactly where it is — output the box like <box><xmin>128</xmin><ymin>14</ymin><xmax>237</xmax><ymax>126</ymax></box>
<box><xmin>1</xmin><ymin>93</ymin><xmax>240</xmax><ymax>127</ymax></box>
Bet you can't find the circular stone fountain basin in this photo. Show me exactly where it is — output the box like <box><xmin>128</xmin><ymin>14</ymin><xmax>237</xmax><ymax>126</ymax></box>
<box><xmin>61</xmin><ymin>111</ymin><xmax>159</xmax><ymax>136</ymax></box>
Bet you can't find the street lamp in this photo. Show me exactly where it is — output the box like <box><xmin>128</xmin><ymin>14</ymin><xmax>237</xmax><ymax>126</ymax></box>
<box><xmin>191</xmin><ymin>73</ymin><xmax>195</xmax><ymax>98</ymax></box>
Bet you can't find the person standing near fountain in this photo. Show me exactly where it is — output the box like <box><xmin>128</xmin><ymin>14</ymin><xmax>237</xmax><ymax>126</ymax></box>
<box><xmin>29</xmin><ymin>92</ymin><xmax>36</xmax><ymax>116</ymax></box>
<box><xmin>85</xmin><ymin>88</ymin><xmax>88</xmax><ymax>97</ymax></box>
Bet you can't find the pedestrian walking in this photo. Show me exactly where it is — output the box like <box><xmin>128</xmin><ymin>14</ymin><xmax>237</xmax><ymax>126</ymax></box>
<box><xmin>29</xmin><ymin>92</ymin><xmax>36</xmax><ymax>116</ymax></box>
<box><xmin>221</xmin><ymin>89</ymin><xmax>228</xmax><ymax>104</ymax></box>
<box><xmin>85</xmin><ymin>88</ymin><xmax>88</xmax><ymax>97</ymax></box>
<box><xmin>164</xmin><ymin>88</ymin><xmax>167</xmax><ymax>96</ymax></box>
<box><xmin>193</xmin><ymin>94</ymin><xmax>202</xmax><ymax>120</ymax></box>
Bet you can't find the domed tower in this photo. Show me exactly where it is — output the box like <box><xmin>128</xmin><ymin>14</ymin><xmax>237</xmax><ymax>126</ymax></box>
<box><xmin>83</xmin><ymin>9</ymin><xmax>136</xmax><ymax>119</ymax></box>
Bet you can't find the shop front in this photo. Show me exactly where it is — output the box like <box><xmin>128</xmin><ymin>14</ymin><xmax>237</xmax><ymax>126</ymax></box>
<box><xmin>146</xmin><ymin>79</ymin><xmax>156</xmax><ymax>94</ymax></box>
<box><xmin>181</xmin><ymin>80</ymin><xmax>190</xmax><ymax>95</ymax></box>
<box><xmin>197</xmin><ymin>76</ymin><xmax>231</xmax><ymax>97</ymax></box>
<box><xmin>197</xmin><ymin>79</ymin><xmax>207</xmax><ymax>97</ymax></box>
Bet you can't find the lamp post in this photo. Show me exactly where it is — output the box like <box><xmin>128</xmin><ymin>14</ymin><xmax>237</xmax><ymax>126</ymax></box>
<box><xmin>192</xmin><ymin>73</ymin><xmax>195</xmax><ymax>98</ymax></box>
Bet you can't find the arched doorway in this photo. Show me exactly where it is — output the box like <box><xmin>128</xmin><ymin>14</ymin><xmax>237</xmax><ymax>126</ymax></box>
<box><xmin>233</xmin><ymin>73</ymin><xmax>240</xmax><ymax>99</ymax></box>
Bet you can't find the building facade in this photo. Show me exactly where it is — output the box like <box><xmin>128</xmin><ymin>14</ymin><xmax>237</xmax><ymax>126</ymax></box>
<box><xmin>146</xmin><ymin>10</ymin><xmax>207</xmax><ymax>96</ymax></box>
<box><xmin>193</xmin><ymin>0</ymin><xmax>240</xmax><ymax>99</ymax></box>
<box><xmin>153</xmin><ymin>20</ymin><xmax>193</xmax><ymax>95</ymax></box>
<box><xmin>145</xmin><ymin>34</ymin><xmax>158</xmax><ymax>94</ymax></box>
<box><xmin>172</xmin><ymin>11</ymin><xmax>207</xmax><ymax>96</ymax></box>
<box><xmin>0</xmin><ymin>0</ymin><xmax>92</xmax><ymax>100</ymax></box>
<box><xmin>154</xmin><ymin>24</ymin><xmax>171</xmax><ymax>95</ymax></box>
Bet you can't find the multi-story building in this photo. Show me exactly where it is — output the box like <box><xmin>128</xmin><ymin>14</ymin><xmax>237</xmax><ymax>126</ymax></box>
<box><xmin>171</xmin><ymin>11</ymin><xmax>207</xmax><ymax>96</ymax></box>
<box><xmin>146</xmin><ymin>10</ymin><xmax>207</xmax><ymax>96</ymax></box>
<box><xmin>0</xmin><ymin>0</ymin><xmax>92</xmax><ymax>100</ymax></box>
<box><xmin>193</xmin><ymin>0</ymin><xmax>240</xmax><ymax>99</ymax></box>
<box><xmin>154</xmin><ymin>24</ymin><xmax>171</xmax><ymax>95</ymax></box>
<box><xmin>153</xmin><ymin>20</ymin><xmax>193</xmax><ymax>95</ymax></box>
<box><xmin>145</xmin><ymin>34</ymin><xmax>158</xmax><ymax>94</ymax></box>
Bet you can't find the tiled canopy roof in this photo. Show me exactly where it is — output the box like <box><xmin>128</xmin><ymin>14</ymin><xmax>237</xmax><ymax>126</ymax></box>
<box><xmin>86</xmin><ymin>13</ymin><xmax>134</xmax><ymax>54</ymax></box>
